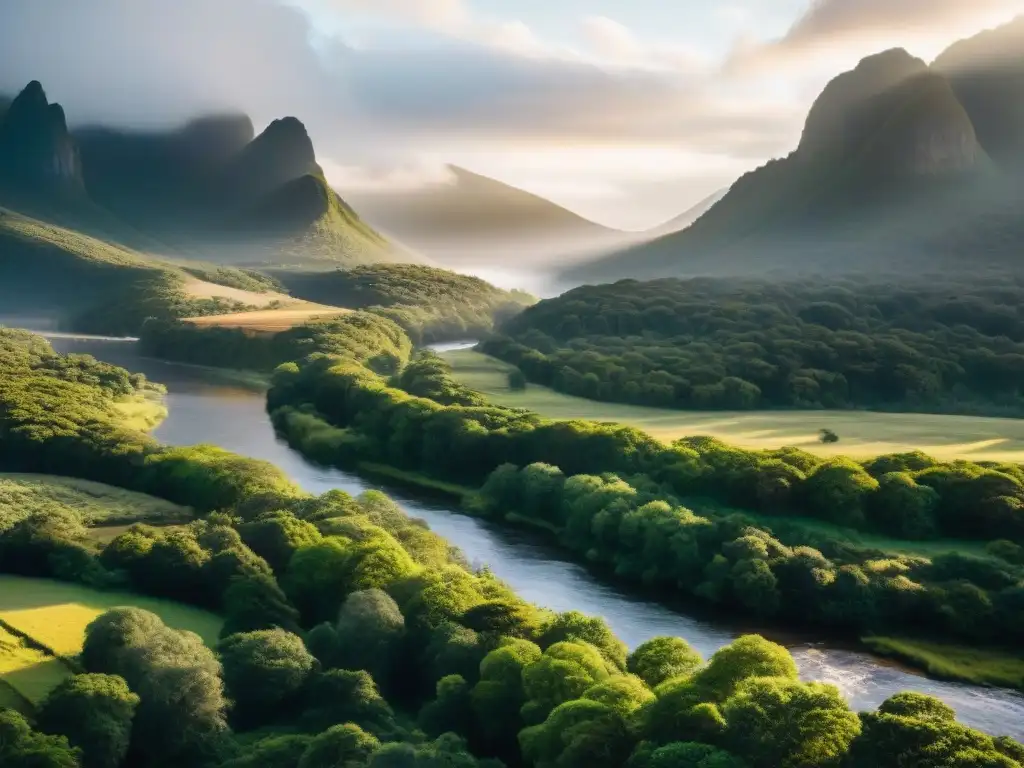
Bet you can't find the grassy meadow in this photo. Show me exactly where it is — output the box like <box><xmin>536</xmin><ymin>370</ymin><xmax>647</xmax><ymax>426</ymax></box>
<box><xmin>0</xmin><ymin>576</ymin><xmax>223</xmax><ymax>655</ymax></box>
<box><xmin>441</xmin><ymin>349</ymin><xmax>1024</xmax><ymax>463</ymax></box>
<box><xmin>863</xmin><ymin>636</ymin><xmax>1024</xmax><ymax>689</ymax></box>
<box><xmin>184</xmin><ymin>304</ymin><xmax>350</xmax><ymax>332</ymax></box>
<box><xmin>0</xmin><ymin>473</ymin><xmax>190</xmax><ymax>526</ymax></box>
<box><xmin>0</xmin><ymin>625</ymin><xmax>73</xmax><ymax>706</ymax></box>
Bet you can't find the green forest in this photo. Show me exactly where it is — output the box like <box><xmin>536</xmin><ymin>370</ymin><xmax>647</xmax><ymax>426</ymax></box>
<box><xmin>225</xmin><ymin>311</ymin><xmax>1024</xmax><ymax>684</ymax></box>
<box><xmin>2</xmin><ymin>329</ymin><xmax>1023</xmax><ymax>767</ymax></box>
<box><xmin>482</xmin><ymin>275</ymin><xmax>1024</xmax><ymax>414</ymax></box>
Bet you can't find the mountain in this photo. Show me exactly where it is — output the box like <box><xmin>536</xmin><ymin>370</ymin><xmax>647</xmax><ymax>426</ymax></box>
<box><xmin>344</xmin><ymin>165</ymin><xmax>627</xmax><ymax>267</ymax></box>
<box><xmin>934</xmin><ymin>17</ymin><xmax>1024</xmax><ymax>165</ymax></box>
<box><xmin>647</xmin><ymin>190</ymin><xmax>727</xmax><ymax>237</ymax></box>
<box><xmin>0</xmin><ymin>79</ymin><xmax>401</xmax><ymax>269</ymax></box>
<box><xmin>562</xmin><ymin>47</ymin><xmax>989</xmax><ymax>285</ymax></box>
<box><xmin>0</xmin><ymin>81</ymin><xmax>83</xmax><ymax>194</ymax></box>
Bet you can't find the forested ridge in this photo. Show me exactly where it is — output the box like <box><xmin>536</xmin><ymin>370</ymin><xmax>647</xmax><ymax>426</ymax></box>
<box><xmin>483</xmin><ymin>275</ymin><xmax>1024</xmax><ymax>414</ymax></box>
<box><xmin>7</xmin><ymin>332</ymin><xmax>1022</xmax><ymax>767</ymax></box>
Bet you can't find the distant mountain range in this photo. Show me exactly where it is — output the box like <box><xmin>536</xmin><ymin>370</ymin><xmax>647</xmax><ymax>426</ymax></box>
<box><xmin>0</xmin><ymin>80</ymin><xmax>399</xmax><ymax>268</ymax></box>
<box><xmin>344</xmin><ymin>165</ymin><xmax>642</xmax><ymax>268</ymax></box>
<box><xmin>563</xmin><ymin>18</ymin><xmax>1024</xmax><ymax>285</ymax></box>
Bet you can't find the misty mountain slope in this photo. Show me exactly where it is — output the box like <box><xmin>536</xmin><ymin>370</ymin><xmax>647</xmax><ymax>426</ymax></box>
<box><xmin>0</xmin><ymin>205</ymin><xmax>285</xmax><ymax>332</ymax></box>
<box><xmin>562</xmin><ymin>48</ymin><xmax>990</xmax><ymax>285</ymax></box>
<box><xmin>648</xmin><ymin>190</ymin><xmax>727</xmax><ymax>237</ymax></box>
<box><xmin>76</xmin><ymin>110</ymin><xmax>405</xmax><ymax>268</ymax></box>
<box><xmin>934</xmin><ymin>16</ymin><xmax>1024</xmax><ymax>165</ymax></box>
<box><xmin>345</xmin><ymin>164</ymin><xmax>627</xmax><ymax>267</ymax></box>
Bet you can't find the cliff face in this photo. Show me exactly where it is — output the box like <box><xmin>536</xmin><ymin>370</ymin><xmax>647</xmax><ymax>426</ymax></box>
<box><xmin>798</xmin><ymin>51</ymin><xmax>980</xmax><ymax>177</ymax></box>
<box><xmin>934</xmin><ymin>17</ymin><xmax>1024</xmax><ymax>164</ymax></box>
<box><xmin>223</xmin><ymin>116</ymin><xmax>320</xmax><ymax>203</ymax></box>
<box><xmin>0</xmin><ymin>81</ymin><xmax>83</xmax><ymax>191</ymax></box>
<box><xmin>799</xmin><ymin>49</ymin><xmax>930</xmax><ymax>159</ymax></box>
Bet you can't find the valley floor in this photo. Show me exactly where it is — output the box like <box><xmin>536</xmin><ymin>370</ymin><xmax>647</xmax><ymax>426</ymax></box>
<box><xmin>441</xmin><ymin>349</ymin><xmax>1024</xmax><ymax>462</ymax></box>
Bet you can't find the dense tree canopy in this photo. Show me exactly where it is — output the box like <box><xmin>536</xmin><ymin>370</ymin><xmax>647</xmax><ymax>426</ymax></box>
<box><xmin>484</xmin><ymin>275</ymin><xmax>1024</xmax><ymax>414</ymax></box>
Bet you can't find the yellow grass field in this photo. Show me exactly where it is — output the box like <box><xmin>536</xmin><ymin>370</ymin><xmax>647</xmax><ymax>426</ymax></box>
<box><xmin>441</xmin><ymin>349</ymin><xmax>1024</xmax><ymax>463</ymax></box>
<box><xmin>0</xmin><ymin>625</ymin><xmax>72</xmax><ymax>705</ymax></box>
<box><xmin>0</xmin><ymin>576</ymin><xmax>223</xmax><ymax>658</ymax></box>
<box><xmin>182</xmin><ymin>278</ymin><xmax>291</xmax><ymax>307</ymax></box>
<box><xmin>184</xmin><ymin>305</ymin><xmax>351</xmax><ymax>332</ymax></box>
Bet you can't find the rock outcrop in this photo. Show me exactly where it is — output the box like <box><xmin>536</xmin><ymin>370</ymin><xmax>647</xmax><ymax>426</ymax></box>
<box><xmin>222</xmin><ymin>116</ymin><xmax>320</xmax><ymax>203</ymax></box>
<box><xmin>0</xmin><ymin>81</ymin><xmax>83</xmax><ymax>191</ymax></box>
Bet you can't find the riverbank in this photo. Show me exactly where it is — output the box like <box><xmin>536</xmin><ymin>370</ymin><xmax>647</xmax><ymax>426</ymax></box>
<box><xmin>864</xmin><ymin>637</ymin><xmax>1024</xmax><ymax>690</ymax></box>
<box><xmin>48</xmin><ymin>334</ymin><xmax>1024</xmax><ymax>736</ymax></box>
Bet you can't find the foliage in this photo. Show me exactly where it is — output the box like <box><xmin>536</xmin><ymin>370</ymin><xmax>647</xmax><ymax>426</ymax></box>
<box><xmin>218</xmin><ymin>629</ymin><xmax>315</xmax><ymax>728</ymax></box>
<box><xmin>483</xmin><ymin>275</ymin><xmax>1024</xmax><ymax>415</ymax></box>
<box><xmin>37</xmin><ymin>674</ymin><xmax>139</xmax><ymax>768</ymax></box>
<box><xmin>0</xmin><ymin>708</ymin><xmax>81</xmax><ymax>767</ymax></box>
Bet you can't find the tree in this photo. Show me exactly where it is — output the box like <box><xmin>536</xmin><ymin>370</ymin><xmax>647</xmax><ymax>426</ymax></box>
<box><xmin>419</xmin><ymin>674</ymin><xmax>474</xmax><ymax>738</ymax></box>
<box><xmin>628</xmin><ymin>741</ymin><xmax>749</xmax><ymax>768</ymax></box>
<box><xmin>219</xmin><ymin>629</ymin><xmax>316</xmax><ymax>728</ymax></box>
<box><xmin>302</xmin><ymin>669</ymin><xmax>395</xmax><ymax>735</ymax></box>
<box><xmin>582</xmin><ymin>674</ymin><xmax>655</xmax><ymax>715</ymax></box>
<box><xmin>801</xmin><ymin>459</ymin><xmax>879</xmax><ymax>527</ymax></box>
<box><xmin>471</xmin><ymin>639</ymin><xmax>543</xmax><ymax>758</ymax></box>
<box><xmin>521</xmin><ymin>641</ymin><xmax>611</xmax><ymax>724</ymax></box>
<box><xmin>239</xmin><ymin>512</ymin><xmax>322</xmax><ymax>573</ymax></box>
<box><xmin>848</xmin><ymin>692</ymin><xmax>1019</xmax><ymax>768</ymax></box>
<box><xmin>37</xmin><ymin>673</ymin><xmax>139</xmax><ymax>768</ymax></box>
<box><xmin>722</xmin><ymin>677</ymin><xmax>860</xmax><ymax>768</ymax></box>
<box><xmin>819</xmin><ymin>429</ymin><xmax>840</xmax><ymax>444</ymax></box>
<box><xmin>690</xmin><ymin>635</ymin><xmax>798</xmax><ymax>700</ymax></box>
<box><xmin>520</xmin><ymin>699</ymin><xmax>634</xmax><ymax>768</ymax></box>
<box><xmin>540</xmin><ymin>611</ymin><xmax>627</xmax><ymax>671</ymax></box>
<box><xmin>284</xmin><ymin>538</ymin><xmax>353</xmax><ymax>624</ymax></box>
<box><xmin>81</xmin><ymin>608</ymin><xmax>228</xmax><ymax>766</ymax></box>
<box><xmin>628</xmin><ymin>637</ymin><xmax>704</xmax><ymax>688</ymax></box>
<box><xmin>0</xmin><ymin>708</ymin><xmax>82</xmax><ymax>768</ymax></box>
<box><xmin>220</xmin><ymin>735</ymin><xmax>314</xmax><ymax>768</ymax></box>
<box><xmin>220</xmin><ymin>572</ymin><xmax>302</xmax><ymax>638</ymax></box>
<box><xmin>298</xmin><ymin>723</ymin><xmax>381</xmax><ymax>768</ymax></box>
<box><xmin>508</xmin><ymin>369</ymin><xmax>528</xmax><ymax>391</ymax></box>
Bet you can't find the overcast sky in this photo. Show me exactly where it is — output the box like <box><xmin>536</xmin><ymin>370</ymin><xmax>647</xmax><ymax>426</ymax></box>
<box><xmin>0</xmin><ymin>1</ymin><xmax>1022</xmax><ymax>228</ymax></box>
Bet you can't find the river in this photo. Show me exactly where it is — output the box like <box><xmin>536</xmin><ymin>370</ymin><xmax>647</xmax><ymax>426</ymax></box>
<box><xmin>48</xmin><ymin>335</ymin><xmax>1024</xmax><ymax>738</ymax></box>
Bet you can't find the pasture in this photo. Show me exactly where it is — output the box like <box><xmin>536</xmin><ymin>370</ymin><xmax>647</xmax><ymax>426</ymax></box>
<box><xmin>184</xmin><ymin>304</ymin><xmax>350</xmax><ymax>332</ymax></box>
<box><xmin>441</xmin><ymin>349</ymin><xmax>1024</xmax><ymax>463</ymax></box>
<box><xmin>0</xmin><ymin>576</ymin><xmax>223</xmax><ymax>656</ymax></box>
<box><xmin>0</xmin><ymin>625</ymin><xmax>72</xmax><ymax>705</ymax></box>
<box><xmin>0</xmin><ymin>473</ymin><xmax>190</xmax><ymax>527</ymax></box>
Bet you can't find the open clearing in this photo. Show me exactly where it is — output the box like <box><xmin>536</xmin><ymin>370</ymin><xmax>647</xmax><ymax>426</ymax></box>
<box><xmin>182</xmin><ymin>277</ymin><xmax>292</xmax><ymax>308</ymax></box>
<box><xmin>0</xmin><ymin>625</ymin><xmax>72</xmax><ymax>705</ymax></box>
<box><xmin>184</xmin><ymin>305</ymin><xmax>350</xmax><ymax>332</ymax></box>
<box><xmin>442</xmin><ymin>349</ymin><xmax>1024</xmax><ymax>463</ymax></box>
<box><xmin>0</xmin><ymin>473</ymin><xmax>190</xmax><ymax>526</ymax></box>
<box><xmin>0</xmin><ymin>576</ymin><xmax>223</xmax><ymax>657</ymax></box>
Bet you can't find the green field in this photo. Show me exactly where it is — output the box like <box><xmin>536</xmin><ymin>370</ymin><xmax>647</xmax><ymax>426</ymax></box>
<box><xmin>0</xmin><ymin>576</ymin><xmax>223</xmax><ymax>657</ymax></box>
<box><xmin>442</xmin><ymin>349</ymin><xmax>1024</xmax><ymax>462</ymax></box>
<box><xmin>863</xmin><ymin>636</ymin><xmax>1024</xmax><ymax>689</ymax></box>
<box><xmin>0</xmin><ymin>473</ymin><xmax>190</xmax><ymax>527</ymax></box>
<box><xmin>0</xmin><ymin>625</ymin><xmax>73</xmax><ymax>705</ymax></box>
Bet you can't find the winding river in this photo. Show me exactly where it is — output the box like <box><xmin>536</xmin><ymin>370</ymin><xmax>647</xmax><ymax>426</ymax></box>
<box><xmin>48</xmin><ymin>335</ymin><xmax>1024</xmax><ymax>738</ymax></box>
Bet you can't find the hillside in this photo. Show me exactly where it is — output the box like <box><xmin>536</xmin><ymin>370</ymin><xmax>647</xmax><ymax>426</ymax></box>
<box><xmin>934</xmin><ymin>16</ymin><xmax>1024</xmax><ymax>165</ymax></box>
<box><xmin>344</xmin><ymin>164</ymin><xmax>628</xmax><ymax>267</ymax></box>
<box><xmin>0</xmin><ymin>206</ymin><xmax>286</xmax><ymax>335</ymax></box>
<box><xmin>75</xmin><ymin>109</ymin><xmax>403</xmax><ymax>268</ymax></box>
<box><xmin>561</xmin><ymin>47</ymin><xmax>994</xmax><ymax>285</ymax></box>
<box><xmin>0</xmin><ymin>79</ymin><xmax>401</xmax><ymax>269</ymax></box>
<box><xmin>647</xmin><ymin>189</ymin><xmax>727</xmax><ymax>237</ymax></box>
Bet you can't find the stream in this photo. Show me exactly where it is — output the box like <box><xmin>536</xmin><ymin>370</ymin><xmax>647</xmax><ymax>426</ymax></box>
<box><xmin>46</xmin><ymin>334</ymin><xmax>1024</xmax><ymax>738</ymax></box>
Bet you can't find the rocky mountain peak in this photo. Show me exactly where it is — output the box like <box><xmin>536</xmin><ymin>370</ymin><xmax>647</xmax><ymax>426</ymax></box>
<box><xmin>0</xmin><ymin>80</ymin><xmax>83</xmax><ymax>190</ymax></box>
<box><xmin>225</xmin><ymin>116</ymin><xmax>319</xmax><ymax>202</ymax></box>
<box><xmin>799</xmin><ymin>49</ymin><xmax>929</xmax><ymax>158</ymax></box>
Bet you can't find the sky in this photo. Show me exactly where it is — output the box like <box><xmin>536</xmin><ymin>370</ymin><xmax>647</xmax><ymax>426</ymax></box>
<box><xmin>0</xmin><ymin>0</ymin><xmax>1022</xmax><ymax>229</ymax></box>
